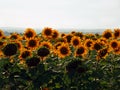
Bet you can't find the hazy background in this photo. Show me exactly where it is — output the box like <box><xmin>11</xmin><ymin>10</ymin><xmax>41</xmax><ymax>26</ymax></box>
<box><xmin>0</xmin><ymin>0</ymin><xmax>120</xmax><ymax>32</ymax></box>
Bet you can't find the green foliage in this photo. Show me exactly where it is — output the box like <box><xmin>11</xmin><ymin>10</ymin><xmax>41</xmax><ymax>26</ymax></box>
<box><xmin>0</xmin><ymin>53</ymin><xmax>120</xmax><ymax>90</ymax></box>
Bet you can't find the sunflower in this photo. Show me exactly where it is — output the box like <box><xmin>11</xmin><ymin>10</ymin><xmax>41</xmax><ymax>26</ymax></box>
<box><xmin>2</xmin><ymin>43</ymin><xmax>18</xmax><ymax>57</ymax></box>
<box><xmin>113</xmin><ymin>28</ymin><xmax>120</xmax><ymax>39</ymax></box>
<box><xmin>9</xmin><ymin>32</ymin><xmax>21</xmax><ymax>40</ymax></box>
<box><xmin>92</xmin><ymin>41</ymin><xmax>102</xmax><ymax>51</ymax></box>
<box><xmin>24</xmin><ymin>28</ymin><xmax>36</xmax><ymax>40</ymax></box>
<box><xmin>98</xmin><ymin>38</ymin><xmax>108</xmax><ymax>46</ymax></box>
<box><xmin>53</xmin><ymin>42</ymin><xmax>62</xmax><ymax>54</ymax></box>
<box><xmin>97</xmin><ymin>48</ymin><xmax>108</xmax><ymax>60</ymax></box>
<box><xmin>52</xmin><ymin>29</ymin><xmax>60</xmax><ymax>39</ymax></box>
<box><xmin>109</xmin><ymin>40</ymin><xmax>119</xmax><ymax>50</ymax></box>
<box><xmin>57</xmin><ymin>43</ymin><xmax>71</xmax><ymax>58</ymax></box>
<box><xmin>42</xmin><ymin>27</ymin><xmax>53</xmax><ymax>39</ymax></box>
<box><xmin>84</xmin><ymin>39</ymin><xmax>93</xmax><ymax>50</ymax></box>
<box><xmin>56</xmin><ymin>38</ymin><xmax>67</xmax><ymax>43</ymax></box>
<box><xmin>19</xmin><ymin>49</ymin><xmax>31</xmax><ymax>59</ymax></box>
<box><xmin>71</xmin><ymin>31</ymin><xmax>76</xmax><ymax>35</ymax></box>
<box><xmin>0</xmin><ymin>29</ymin><xmax>4</xmax><ymax>39</ymax></box>
<box><xmin>102</xmin><ymin>29</ymin><xmax>113</xmax><ymax>39</ymax></box>
<box><xmin>27</xmin><ymin>38</ymin><xmax>39</xmax><ymax>50</ymax></box>
<box><xmin>74</xmin><ymin>32</ymin><xmax>84</xmax><ymax>39</ymax></box>
<box><xmin>40</xmin><ymin>41</ymin><xmax>52</xmax><ymax>50</ymax></box>
<box><xmin>26</xmin><ymin>56</ymin><xmax>40</xmax><ymax>67</ymax></box>
<box><xmin>63</xmin><ymin>34</ymin><xmax>73</xmax><ymax>43</ymax></box>
<box><xmin>37</xmin><ymin>47</ymin><xmax>50</xmax><ymax>60</ymax></box>
<box><xmin>71</xmin><ymin>36</ymin><xmax>81</xmax><ymax>48</ymax></box>
<box><xmin>15</xmin><ymin>40</ymin><xmax>23</xmax><ymax>50</ymax></box>
<box><xmin>74</xmin><ymin>45</ymin><xmax>87</xmax><ymax>57</ymax></box>
<box><xmin>61</xmin><ymin>33</ymin><xmax>66</xmax><ymax>37</ymax></box>
<box><xmin>113</xmin><ymin>45</ymin><xmax>120</xmax><ymax>55</ymax></box>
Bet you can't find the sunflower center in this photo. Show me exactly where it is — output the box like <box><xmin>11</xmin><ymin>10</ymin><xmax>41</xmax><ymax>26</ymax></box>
<box><xmin>86</xmin><ymin>41</ymin><xmax>92</xmax><ymax>47</ymax></box>
<box><xmin>114</xmin><ymin>32</ymin><xmax>120</xmax><ymax>37</ymax></box>
<box><xmin>44</xmin><ymin>29</ymin><xmax>52</xmax><ymax>36</ymax></box>
<box><xmin>10</xmin><ymin>35</ymin><xmax>18</xmax><ymax>39</ymax></box>
<box><xmin>52</xmin><ymin>32</ymin><xmax>58</xmax><ymax>38</ymax></box>
<box><xmin>94</xmin><ymin>43</ymin><xmax>101</xmax><ymax>50</ymax></box>
<box><xmin>73</xmin><ymin>39</ymin><xmax>79</xmax><ymax>46</ymax></box>
<box><xmin>25</xmin><ymin>31</ymin><xmax>33</xmax><ymax>38</ymax></box>
<box><xmin>99</xmin><ymin>49</ymin><xmax>107</xmax><ymax>57</ymax></box>
<box><xmin>3</xmin><ymin>44</ymin><xmax>18</xmax><ymax>56</ymax></box>
<box><xmin>76</xmin><ymin>47</ymin><xmax>84</xmax><ymax>54</ymax></box>
<box><xmin>66</xmin><ymin>35</ymin><xmax>72</xmax><ymax>43</ymax></box>
<box><xmin>60</xmin><ymin>47</ymin><xmax>69</xmax><ymax>55</ymax></box>
<box><xmin>37</xmin><ymin>47</ymin><xmax>50</xmax><ymax>57</ymax></box>
<box><xmin>103</xmin><ymin>32</ymin><xmax>112</xmax><ymax>39</ymax></box>
<box><xmin>111</xmin><ymin>42</ymin><xmax>118</xmax><ymax>48</ymax></box>
<box><xmin>28</xmin><ymin>40</ymin><xmax>37</xmax><ymax>47</ymax></box>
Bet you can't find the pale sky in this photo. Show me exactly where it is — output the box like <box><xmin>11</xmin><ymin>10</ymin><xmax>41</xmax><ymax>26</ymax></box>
<box><xmin>0</xmin><ymin>0</ymin><xmax>120</xmax><ymax>29</ymax></box>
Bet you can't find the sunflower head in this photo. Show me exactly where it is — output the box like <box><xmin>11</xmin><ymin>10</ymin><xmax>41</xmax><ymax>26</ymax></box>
<box><xmin>24</xmin><ymin>28</ymin><xmax>36</xmax><ymax>39</ymax></box>
<box><xmin>2</xmin><ymin>43</ymin><xmax>18</xmax><ymax>56</ymax></box>
<box><xmin>97</xmin><ymin>48</ymin><xmax>108</xmax><ymax>60</ymax></box>
<box><xmin>61</xmin><ymin>33</ymin><xmax>66</xmax><ymax>37</ymax></box>
<box><xmin>75</xmin><ymin>45</ymin><xmax>87</xmax><ymax>57</ymax></box>
<box><xmin>40</xmin><ymin>41</ymin><xmax>52</xmax><ymax>50</ymax></box>
<box><xmin>113</xmin><ymin>28</ymin><xmax>120</xmax><ymax>39</ymax></box>
<box><xmin>37</xmin><ymin>47</ymin><xmax>50</xmax><ymax>58</ymax></box>
<box><xmin>92</xmin><ymin>41</ymin><xmax>102</xmax><ymax>51</ymax></box>
<box><xmin>71</xmin><ymin>36</ymin><xmax>81</xmax><ymax>48</ymax></box>
<box><xmin>84</xmin><ymin>39</ymin><xmax>93</xmax><ymax>49</ymax></box>
<box><xmin>52</xmin><ymin>29</ymin><xmax>60</xmax><ymax>39</ymax></box>
<box><xmin>57</xmin><ymin>43</ymin><xmax>71</xmax><ymax>58</ymax></box>
<box><xmin>42</xmin><ymin>27</ymin><xmax>53</xmax><ymax>39</ymax></box>
<box><xmin>102</xmin><ymin>29</ymin><xmax>113</xmax><ymax>39</ymax></box>
<box><xmin>19</xmin><ymin>50</ymin><xmax>31</xmax><ymax>59</ymax></box>
<box><xmin>9</xmin><ymin>32</ymin><xmax>21</xmax><ymax>40</ymax></box>
<box><xmin>26</xmin><ymin>57</ymin><xmax>40</xmax><ymax>67</ymax></box>
<box><xmin>110</xmin><ymin>40</ymin><xmax>119</xmax><ymax>50</ymax></box>
<box><xmin>15</xmin><ymin>40</ymin><xmax>23</xmax><ymax>50</ymax></box>
<box><xmin>64</xmin><ymin>34</ymin><xmax>73</xmax><ymax>43</ymax></box>
<box><xmin>74</xmin><ymin>32</ymin><xmax>84</xmax><ymax>39</ymax></box>
<box><xmin>27</xmin><ymin>38</ymin><xmax>38</xmax><ymax>50</ymax></box>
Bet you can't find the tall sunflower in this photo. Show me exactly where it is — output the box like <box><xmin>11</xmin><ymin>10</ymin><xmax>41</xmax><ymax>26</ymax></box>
<box><xmin>37</xmin><ymin>47</ymin><xmax>50</xmax><ymax>60</ymax></box>
<box><xmin>42</xmin><ymin>27</ymin><xmax>53</xmax><ymax>39</ymax></box>
<box><xmin>26</xmin><ymin>38</ymin><xmax>39</xmax><ymax>50</ymax></box>
<box><xmin>71</xmin><ymin>36</ymin><xmax>81</xmax><ymax>48</ymax></box>
<box><xmin>113</xmin><ymin>28</ymin><xmax>120</xmax><ymax>39</ymax></box>
<box><xmin>84</xmin><ymin>39</ymin><xmax>93</xmax><ymax>50</ymax></box>
<box><xmin>57</xmin><ymin>43</ymin><xmax>71</xmax><ymax>58</ymax></box>
<box><xmin>96</xmin><ymin>48</ymin><xmax>108</xmax><ymax>60</ymax></box>
<box><xmin>24</xmin><ymin>28</ymin><xmax>36</xmax><ymax>40</ymax></box>
<box><xmin>74</xmin><ymin>45</ymin><xmax>87</xmax><ymax>58</ymax></box>
<box><xmin>63</xmin><ymin>34</ymin><xmax>73</xmax><ymax>44</ymax></box>
<box><xmin>113</xmin><ymin>44</ymin><xmax>120</xmax><ymax>55</ymax></box>
<box><xmin>40</xmin><ymin>41</ymin><xmax>52</xmax><ymax>50</ymax></box>
<box><xmin>2</xmin><ymin>43</ymin><xmax>18</xmax><ymax>57</ymax></box>
<box><xmin>92</xmin><ymin>41</ymin><xmax>102</xmax><ymax>51</ymax></box>
<box><xmin>109</xmin><ymin>40</ymin><xmax>119</xmax><ymax>50</ymax></box>
<box><xmin>9</xmin><ymin>32</ymin><xmax>21</xmax><ymax>40</ymax></box>
<box><xmin>19</xmin><ymin>49</ymin><xmax>31</xmax><ymax>60</ymax></box>
<box><xmin>52</xmin><ymin>29</ymin><xmax>60</xmax><ymax>39</ymax></box>
<box><xmin>102</xmin><ymin>29</ymin><xmax>113</xmax><ymax>39</ymax></box>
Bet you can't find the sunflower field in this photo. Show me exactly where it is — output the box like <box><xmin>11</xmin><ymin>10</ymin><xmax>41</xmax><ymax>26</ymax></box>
<box><xmin>0</xmin><ymin>27</ymin><xmax>120</xmax><ymax>90</ymax></box>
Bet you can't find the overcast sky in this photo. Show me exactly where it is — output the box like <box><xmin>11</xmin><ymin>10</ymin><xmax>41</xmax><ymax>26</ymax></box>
<box><xmin>0</xmin><ymin>0</ymin><xmax>120</xmax><ymax>30</ymax></box>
